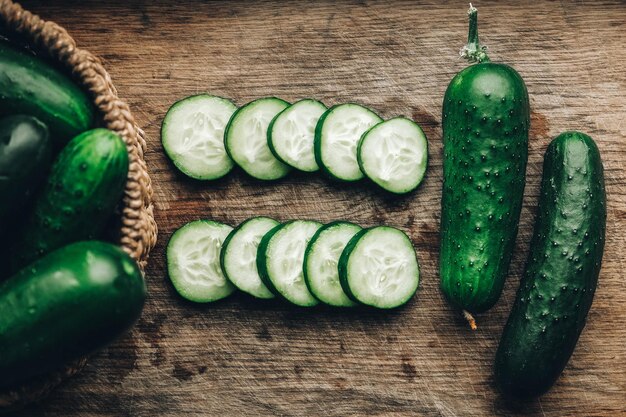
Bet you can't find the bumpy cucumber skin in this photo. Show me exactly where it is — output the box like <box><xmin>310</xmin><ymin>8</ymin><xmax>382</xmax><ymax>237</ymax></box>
<box><xmin>0</xmin><ymin>241</ymin><xmax>146</xmax><ymax>389</ymax></box>
<box><xmin>0</xmin><ymin>115</ymin><xmax>52</xmax><ymax>230</ymax></box>
<box><xmin>10</xmin><ymin>128</ymin><xmax>129</xmax><ymax>272</ymax></box>
<box><xmin>0</xmin><ymin>41</ymin><xmax>94</xmax><ymax>146</ymax></box>
<box><xmin>494</xmin><ymin>132</ymin><xmax>606</xmax><ymax>398</ymax></box>
<box><xmin>440</xmin><ymin>63</ymin><xmax>529</xmax><ymax>314</ymax></box>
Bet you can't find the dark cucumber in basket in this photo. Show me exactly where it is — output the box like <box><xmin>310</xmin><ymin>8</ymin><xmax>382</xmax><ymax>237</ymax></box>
<box><xmin>0</xmin><ymin>241</ymin><xmax>146</xmax><ymax>389</ymax></box>
<box><xmin>0</xmin><ymin>40</ymin><xmax>94</xmax><ymax>147</ymax></box>
<box><xmin>0</xmin><ymin>115</ymin><xmax>52</xmax><ymax>231</ymax></box>
<box><xmin>10</xmin><ymin>128</ymin><xmax>129</xmax><ymax>272</ymax></box>
<box><xmin>494</xmin><ymin>132</ymin><xmax>606</xmax><ymax>398</ymax></box>
<box><xmin>439</xmin><ymin>5</ymin><xmax>529</xmax><ymax>327</ymax></box>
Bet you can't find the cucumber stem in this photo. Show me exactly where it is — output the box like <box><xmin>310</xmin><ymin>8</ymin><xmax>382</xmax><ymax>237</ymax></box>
<box><xmin>463</xmin><ymin>310</ymin><xmax>478</xmax><ymax>330</ymax></box>
<box><xmin>460</xmin><ymin>3</ymin><xmax>490</xmax><ymax>63</ymax></box>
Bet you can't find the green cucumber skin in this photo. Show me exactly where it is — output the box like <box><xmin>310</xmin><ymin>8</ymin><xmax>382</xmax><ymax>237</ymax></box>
<box><xmin>0</xmin><ymin>241</ymin><xmax>146</xmax><ymax>389</ymax></box>
<box><xmin>494</xmin><ymin>132</ymin><xmax>606</xmax><ymax>398</ymax></box>
<box><xmin>10</xmin><ymin>128</ymin><xmax>129</xmax><ymax>272</ymax></box>
<box><xmin>337</xmin><ymin>228</ymin><xmax>371</xmax><ymax>304</ymax></box>
<box><xmin>440</xmin><ymin>62</ymin><xmax>529</xmax><ymax>313</ymax></box>
<box><xmin>256</xmin><ymin>222</ymin><xmax>286</xmax><ymax>298</ymax></box>
<box><xmin>0</xmin><ymin>41</ymin><xmax>94</xmax><ymax>146</ymax></box>
<box><xmin>0</xmin><ymin>115</ymin><xmax>52</xmax><ymax>230</ymax></box>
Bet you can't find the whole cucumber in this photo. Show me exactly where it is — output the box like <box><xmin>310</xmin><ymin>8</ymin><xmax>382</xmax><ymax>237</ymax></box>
<box><xmin>494</xmin><ymin>132</ymin><xmax>606</xmax><ymax>398</ymax></box>
<box><xmin>439</xmin><ymin>6</ymin><xmax>529</xmax><ymax>326</ymax></box>
<box><xmin>0</xmin><ymin>40</ymin><xmax>94</xmax><ymax>146</ymax></box>
<box><xmin>0</xmin><ymin>115</ymin><xmax>52</xmax><ymax>230</ymax></box>
<box><xmin>0</xmin><ymin>241</ymin><xmax>146</xmax><ymax>389</ymax></box>
<box><xmin>10</xmin><ymin>128</ymin><xmax>129</xmax><ymax>272</ymax></box>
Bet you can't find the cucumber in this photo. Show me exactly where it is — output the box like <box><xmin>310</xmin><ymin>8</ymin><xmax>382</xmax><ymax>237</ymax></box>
<box><xmin>0</xmin><ymin>241</ymin><xmax>146</xmax><ymax>389</ymax></box>
<box><xmin>257</xmin><ymin>220</ymin><xmax>322</xmax><ymax>307</ymax></box>
<box><xmin>303</xmin><ymin>221</ymin><xmax>361</xmax><ymax>307</ymax></box>
<box><xmin>267</xmin><ymin>99</ymin><xmax>326</xmax><ymax>172</ymax></box>
<box><xmin>10</xmin><ymin>128</ymin><xmax>129</xmax><ymax>272</ymax></box>
<box><xmin>0</xmin><ymin>41</ymin><xmax>94</xmax><ymax>147</ymax></box>
<box><xmin>224</xmin><ymin>97</ymin><xmax>291</xmax><ymax>180</ymax></box>
<box><xmin>167</xmin><ymin>220</ymin><xmax>235</xmax><ymax>303</ymax></box>
<box><xmin>357</xmin><ymin>117</ymin><xmax>428</xmax><ymax>194</ymax></box>
<box><xmin>0</xmin><ymin>115</ymin><xmax>52</xmax><ymax>231</ymax></box>
<box><xmin>339</xmin><ymin>226</ymin><xmax>419</xmax><ymax>309</ymax></box>
<box><xmin>314</xmin><ymin>103</ymin><xmax>383</xmax><ymax>182</ymax></box>
<box><xmin>439</xmin><ymin>6</ymin><xmax>529</xmax><ymax>325</ymax></box>
<box><xmin>220</xmin><ymin>216</ymin><xmax>279</xmax><ymax>299</ymax></box>
<box><xmin>161</xmin><ymin>95</ymin><xmax>237</xmax><ymax>180</ymax></box>
<box><xmin>494</xmin><ymin>132</ymin><xmax>606</xmax><ymax>398</ymax></box>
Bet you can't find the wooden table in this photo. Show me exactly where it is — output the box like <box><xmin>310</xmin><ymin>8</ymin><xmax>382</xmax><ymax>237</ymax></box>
<box><xmin>13</xmin><ymin>1</ymin><xmax>626</xmax><ymax>416</ymax></box>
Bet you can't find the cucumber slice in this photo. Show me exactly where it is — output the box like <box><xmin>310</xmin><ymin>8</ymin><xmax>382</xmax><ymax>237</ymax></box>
<box><xmin>268</xmin><ymin>99</ymin><xmax>327</xmax><ymax>172</ymax></box>
<box><xmin>257</xmin><ymin>220</ymin><xmax>323</xmax><ymax>307</ymax></box>
<box><xmin>314</xmin><ymin>103</ymin><xmax>383</xmax><ymax>181</ymax></box>
<box><xmin>358</xmin><ymin>117</ymin><xmax>428</xmax><ymax>194</ymax></box>
<box><xmin>162</xmin><ymin>95</ymin><xmax>237</xmax><ymax>180</ymax></box>
<box><xmin>224</xmin><ymin>97</ymin><xmax>291</xmax><ymax>180</ymax></box>
<box><xmin>304</xmin><ymin>221</ymin><xmax>362</xmax><ymax>307</ymax></box>
<box><xmin>220</xmin><ymin>217</ymin><xmax>279</xmax><ymax>299</ymax></box>
<box><xmin>339</xmin><ymin>226</ymin><xmax>419</xmax><ymax>309</ymax></box>
<box><xmin>167</xmin><ymin>220</ymin><xmax>235</xmax><ymax>303</ymax></box>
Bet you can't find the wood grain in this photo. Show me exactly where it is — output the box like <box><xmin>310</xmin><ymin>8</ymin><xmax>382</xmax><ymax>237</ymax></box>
<box><xmin>12</xmin><ymin>1</ymin><xmax>626</xmax><ymax>416</ymax></box>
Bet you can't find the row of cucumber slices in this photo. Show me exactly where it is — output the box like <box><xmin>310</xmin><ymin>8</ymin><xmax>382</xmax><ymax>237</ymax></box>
<box><xmin>162</xmin><ymin>95</ymin><xmax>429</xmax><ymax>194</ymax></box>
<box><xmin>166</xmin><ymin>217</ymin><xmax>420</xmax><ymax>309</ymax></box>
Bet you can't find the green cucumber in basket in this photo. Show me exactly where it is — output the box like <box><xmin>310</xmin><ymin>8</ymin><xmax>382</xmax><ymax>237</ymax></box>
<box><xmin>0</xmin><ymin>115</ymin><xmax>52</xmax><ymax>231</ymax></box>
<box><xmin>162</xmin><ymin>94</ymin><xmax>237</xmax><ymax>180</ymax></box>
<box><xmin>224</xmin><ymin>97</ymin><xmax>291</xmax><ymax>180</ymax></box>
<box><xmin>339</xmin><ymin>226</ymin><xmax>419</xmax><ymax>309</ymax></box>
<box><xmin>304</xmin><ymin>221</ymin><xmax>362</xmax><ymax>307</ymax></box>
<box><xmin>167</xmin><ymin>220</ymin><xmax>235</xmax><ymax>303</ymax></box>
<box><xmin>257</xmin><ymin>220</ymin><xmax>323</xmax><ymax>307</ymax></box>
<box><xmin>10</xmin><ymin>128</ymin><xmax>129</xmax><ymax>272</ymax></box>
<box><xmin>357</xmin><ymin>117</ymin><xmax>428</xmax><ymax>194</ymax></box>
<box><xmin>0</xmin><ymin>241</ymin><xmax>146</xmax><ymax>389</ymax></box>
<box><xmin>220</xmin><ymin>216</ymin><xmax>279</xmax><ymax>299</ymax></box>
<box><xmin>268</xmin><ymin>99</ymin><xmax>327</xmax><ymax>173</ymax></box>
<box><xmin>314</xmin><ymin>103</ymin><xmax>383</xmax><ymax>182</ymax></box>
<box><xmin>0</xmin><ymin>40</ymin><xmax>94</xmax><ymax>147</ymax></box>
<box><xmin>494</xmin><ymin>132</ymin><xmax>606</xmax><ymax>398</ymax></box>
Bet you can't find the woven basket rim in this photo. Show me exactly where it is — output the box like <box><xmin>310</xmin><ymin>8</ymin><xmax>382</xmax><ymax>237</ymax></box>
<box><xmin>0</xmin><ymin>0</ymin><xmax>157</xmax><ymax>411</ymax></box>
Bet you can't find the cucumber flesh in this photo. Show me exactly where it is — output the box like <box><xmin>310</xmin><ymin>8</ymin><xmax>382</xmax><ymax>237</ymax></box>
<box><xmin>358</xmin><ymin>117</ymin><xmax>428</xmax><ymax>194</ymax></box>
<box><xmin>304</xmin><ymin>221</ymin><xmax>361</xmax><ymax>307</ymax></box>
<box><xmin>315</xmin><ymin>103</ymin><xmax>383</xmax><ymax>181</ymax></box>
<box><xmin>220</xmin><ymin>217</ymin><xmax>279</xmax><ymax>299</ymax></box>
<box><xmin>268</xmin><ymin>99</ymin><xmax>326</xmax><ymax>172</ymax></box>
<box><xmin>257</xmin><ymin>220</ymin><xmax>322</xmax><ymax>307</ymax></box>
<box><xmin>167</xmin><ymin>220</ymin><xmax>235</xmax><ymax>303</ymax></box>
<box><xmin>339</xmin><ymin>226</ymin><xmax>419</xmax><ymax>309</ymax></box>
<box><xmin>162</xmin><ymin>95</ymin><xmax>237</xmax><ymax>180</ymax></box>
<box><xmin>225</xmin><ymin>97</ymin><xmax>291</xmax><ymax>180</ymax></box>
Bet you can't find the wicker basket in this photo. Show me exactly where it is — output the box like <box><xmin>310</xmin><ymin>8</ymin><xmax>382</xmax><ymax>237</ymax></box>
<box><xmin>0</xmin><ymin>0</ymin><xmax>157</xmax><ymax>411</ymax></box>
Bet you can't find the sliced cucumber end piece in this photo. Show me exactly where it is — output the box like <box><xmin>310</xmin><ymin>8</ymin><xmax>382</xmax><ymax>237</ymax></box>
<box><xmin>162</xmin><ymin>94</ymin><xmax>237</xmax><ymax>180</ymax></box>
<box><xmin>340</xmin><ymin>226</ymin><xmax>419</xmax><ymax>309</ymax></box>
<box><xmin>167</xmin><ymin>220</ymin><xmax>235</xmax><ymax>303</ymax></box>
<box><xmin>315</xmin><ymin>103</ymin><xmax>383</xmax><ymax>182</ymax></box>
<box><xmin>358</xmin><ymin>117</ymin><xmax>428</xmax><ymax>194</ymax></box>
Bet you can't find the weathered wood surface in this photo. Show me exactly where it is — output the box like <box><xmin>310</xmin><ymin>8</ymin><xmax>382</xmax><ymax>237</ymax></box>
<box><xmin>13</xmin><ymin>0</ymin><xmax>626</xmax><ymax>416</ymax></box>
